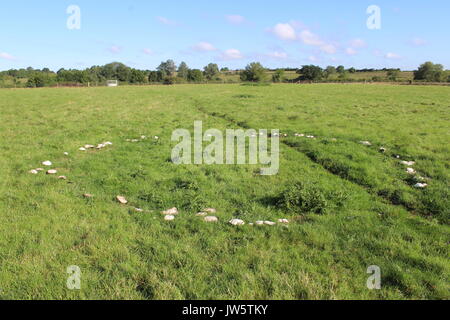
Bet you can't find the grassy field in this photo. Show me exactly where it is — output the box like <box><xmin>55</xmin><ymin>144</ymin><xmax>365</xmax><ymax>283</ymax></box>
<box><xmin>0</xmin><ymin>84</ymin><xmax>449</xmax><ymax>300</ymax></box>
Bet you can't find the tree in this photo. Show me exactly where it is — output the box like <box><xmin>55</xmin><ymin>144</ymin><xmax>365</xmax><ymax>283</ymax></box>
<box><xmin>130</xmin><ymin>69</ymin><xmax>147</xmax><ymax>83</ymax></box>
<box><xmin>177</xmin><ymin>62</ymin><xmax>189</xmax><ymax>80</ymax></box>
<box><xmin>272</xmin><ymin>69</ymin><xmax>285</xmax><ymax>83</ymax></box>
<box><xmin>338</xmin><ymin>71</ymin><xmax>349</xmax><ymax>81</ymax></box>
<box><xmin>187</xmin><ymin>69</ymin><xmax>204</xmax><ymax>82</ymax></box>
<box><xmin>414</xmin><ymin>62</ymin><xmax>444</xmax><ymax>82</ymax></box>
<box><xmin>148</xmin><ymin>71</ymin><xmax>164</xmax><ymax>82</ymax></box>
<box><xmin>336</xmin><ymin>65</ymin><xmax>345</xmax><ymax>74</ymax></box>
<box><xmin>115</xmin><ymin>64</ymin><xmax>131</xmax><ymax>82</ymax></box>
<box><xmin>387</xmin><ymin>69</ymin><xmax>400</xmax><ymax>81</ymax></box>
<box><xmin>157</xmin><ymin>60</ymin><xmax>177</xmax><ymax>76</ymax></box>
<box><xmin>324</xmin><ymin>66</ymin><xmax>336</xmax><ymax>78</ymax></box>
<box><xmin>26</xmin><ymin>74</ymin><xmax>46</xmax><ymax>88</ymax></box>
<box><xmin>348</xmin><ymin>67</ymin><xmax>356</xmax><ymax>73</ymax></box>
<box><xmin>203</xmin><ymin>63</ymin><xmax>219</xmax><ymax>80</ymax></box>
<box><xmin>296</xmin><ymin>65</ymin><xmax>324</xmax><ymax>81</ymax></box>
<box><xmin>220</xmin><ymin>67</ymin><xmax>229</xmax><ymax>72</ymax></box>
<box><xmin>240</xmin><ymin>62</ymin><xmax>266</xmax><ymax>82</ymax></box>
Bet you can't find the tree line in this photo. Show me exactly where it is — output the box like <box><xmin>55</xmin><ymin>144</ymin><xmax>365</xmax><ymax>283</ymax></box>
<box><xmin>0</xmin><ymin>61</ymin><xmax>448</xmax><ymax>88</ymax></box>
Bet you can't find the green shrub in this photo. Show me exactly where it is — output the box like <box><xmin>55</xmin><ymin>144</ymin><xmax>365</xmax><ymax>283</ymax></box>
<box><xmin>278</xmin><ymin>181</ymin><xmax>329</xmax><ymax>214</ymax></box>
<box><xmin>163</xmin><ymin>76</ymin><xmax>176</xmax><ymax>85</ymax></box>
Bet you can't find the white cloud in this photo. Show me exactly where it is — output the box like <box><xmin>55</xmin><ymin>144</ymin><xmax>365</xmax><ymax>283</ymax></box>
<box><xmin>269</xmin><ymin>23</ymin><xmax>297</xmax><ymax>41</ymax></box>
<box><xmin>156</xmin><ymin>16</ymin><xmax>177</xmax><ymax>26</ymax></box>
<box><xmin>268</xmin><ymin>22</ymin><xmax>341</xmax><ymax>55</ymax></box>
<box><xmin>350</xmin><ymin>39</ymin><xmax>366</xmax><ymax>48</ymax></box>
<box><xmin>308</xmin><ymin>55</ymin><xmax>320</xmax><ymax>62</ymax></box>
<box><xmin>411</xmin><ymin>37</ymin><xmax>427</xmax><ymax>46</ymax></box>
<box><xmin>298</xmin><ymin>30</ymin><xmax>322</xmax><ymax>46</ymax></box>
<box><xmin>267</xmin><ymin>51</ymin><xmax>288</xmax><ymax>59</ymax></box>
<box><xmin>346</xmin><ymin>48</ymin><xmax>357</xmax><ymax>55</ymax></box>
<box><xmin>219</xmin><ymin>49</ymin><xmax>244</xmax><ymax>60</ymax></box>
<box><xmin>108</xmin><ymin>46</ymin><xmax>122</xmax><ymax>54</ymax></box>
<box><xmin>225</xmin><ymin>15</ymin><xmax>245</xmax><ymax>25</ymax></box>
<box><xmin>192</xmin><ymin>42</ymin><xmax>217</xmax><ymax>52</ymax></box>
<box><xmin>0</xmin><ymin>52</ymin><xmax>15</xmax><ymax>60</ymax></box>
<box><xmin>320</xmin><ymin>44</ymin><xmax>337</xmax><ymax>54</ymax></box>
<box><xmin>385</xmin><ymin>52</ymin><xmax>401</xmax><ymax>59</ymax></box>
<box><xmin>143</xmin><ymin>48</ymin><xmax>154</xmax><ymax>55</ymax></box>
<box><xmin>298</xmin><ymin>30</ymin><xmax>336</xmax><ymax>54</ymax></box>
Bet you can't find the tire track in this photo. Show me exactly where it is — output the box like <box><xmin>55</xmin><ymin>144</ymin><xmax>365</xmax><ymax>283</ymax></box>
<box><xmin>194</xmin><ymin>100</ymin><xmax>417</xmax><ymax>213</ymax></box>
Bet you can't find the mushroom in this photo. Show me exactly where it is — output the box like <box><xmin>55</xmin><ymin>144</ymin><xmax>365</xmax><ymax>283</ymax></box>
<box><xmin>162</xmin><ymin>207</ymin><xmax>179</xmax><ymax>215</ymax></box>
<box><xmin>116</xmin><ymin>196</ymin><xmax>128</xmax><ymax>204</ymax></box>
<box><xmin>229</xmin><ymin>219</ymin><xmax>245</xmax><ymax>226</ymax></box>
<box><xmin>204</xmin><ymin>216</ymin><xmax>218</xmax><ymax>223</ymax></box>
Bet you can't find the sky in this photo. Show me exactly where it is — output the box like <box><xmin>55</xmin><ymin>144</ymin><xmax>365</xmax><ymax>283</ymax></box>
<box><xmin>0</xmin><ymin>0</ymin><xmax>449</xmax><ymax>71</ymax></box>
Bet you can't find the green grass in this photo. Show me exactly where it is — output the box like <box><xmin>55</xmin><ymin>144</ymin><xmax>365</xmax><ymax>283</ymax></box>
<box><xmin>0</xmin><ymin>84</ymin><xmax>449</xmax><ymax>299</ymax></box>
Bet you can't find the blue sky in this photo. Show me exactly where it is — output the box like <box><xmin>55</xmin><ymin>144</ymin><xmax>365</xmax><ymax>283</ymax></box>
<box><xmin>0</xmin><ymin>0</ymin><xmax>449</xmax><ymax>71</ymax></box>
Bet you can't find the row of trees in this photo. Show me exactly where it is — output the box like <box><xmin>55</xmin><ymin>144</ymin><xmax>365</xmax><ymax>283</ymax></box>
<box><xmin>295</xmin><ymin>62</ymin><xmax>449</xmax><ymax>82</ymax></box>
<box><xmin>148</xmin><ymin>60</ymin><xmax>233</xmax><ymax>84</ymax></box>
<box><xmin>1</xmin><ymin>61</ymin><xmax>448</xmax><ymax>87</ymax></box>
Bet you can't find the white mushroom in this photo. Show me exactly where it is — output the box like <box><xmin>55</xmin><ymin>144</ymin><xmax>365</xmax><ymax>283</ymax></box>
<box><xmin>135</xmin><ymin>208</ymin><xmax>144</xmax><ymax>212</ymax></box>
<box><xmin>64</xmin><ymin>152</ymin><xmax>69</xmax><ymax>156</ymax></box>
<box><xmin>196</xmin><ymin>212</ymin><xmax>207</xmax><ymax>217</ymax></box>
<box><xmin>278</xmin><ymin>219</ymin><xmax>289</xmax><ymax>224</ymax></box>
<box><xmin>58</xmin><ymin>176</ymin><xmax>67</xmax><ymax>180</ymax></box>
<box><xmin>229</xmin><ymin>219</ymin><xmax>245</xmax><ymax>226</ymax></box>
<box><xmin>162</xmin><ymin>207</ymin><xmax>179</xmax><ymax>215</ymax></box>
<box><xmin>79</xmin><ymin>147</ymin><xmax>86</xmax><ymax>151</ymax></box>
<box><xmin>414</xmin><ymin>183</ymin><xmax>428</xmax><ymax>189</ymax></box>
<box><xmin>116</xmin><ymin>196</ymin><xmax>128</xmax><ymax>204</ymax></box>
<box><xmin>204</xmin><ymin>216</ymin><xmax>218</xmax><ymax>223</ymax></box>
<box><xmin>360</xmin><ymin>141</ymin><xmax>372</xmax><ymax>146</ymax></box>
<box><xmin>203</xmin><ymin>208</ymin><xmax>217</xmax><ymax>214</ymax></box>
<box><xmin>406</xmin><ymin>168</ymin><xmax>416</xmax><ymax>175</ymax></box>
<box><xmin>164</xmin><ymin>215</ymin><xmax>175</xmax><ymax>221</ymax></box>
<box><xmin>42</xmin><ymin>161</ymin><xmax>52</xmax><ymax>166</ymax></box>
<box><xmin>264</xmin><ymin>221</ymin><xmax>276</xmax><ymax>226</ymax></box>
<box><xmin>29</xmin><ymin>169</ymin><xmax>38</xmax><ymax>174</ymax></box>
<box><xmin>46</xmin><ymin>169</ymin><xmax>57</xmax><ymax>175</ymax></box>
<box><xmin>401</xmin><ymin>161</ymin><xmax>416</xmax><ymax>166</ymax></box>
